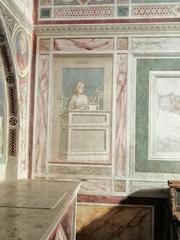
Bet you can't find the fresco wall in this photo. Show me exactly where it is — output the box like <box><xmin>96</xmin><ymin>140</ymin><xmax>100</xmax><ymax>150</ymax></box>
<box><xmin>33</xmin><ymin>23</ymin><xmax>180</xmax><ymax>199</ymax></box>
<box><xmin>24</xmin><ymin>1</ymin><xmax>180</xmax><ymax>239</ymax></box>
<box><xmin>0</xmin><ymin>1</ymin><xmax>33</xmax><ymax>180</ymax></box>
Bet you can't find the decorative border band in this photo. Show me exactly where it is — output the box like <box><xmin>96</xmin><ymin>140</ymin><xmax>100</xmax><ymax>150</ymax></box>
<box><xmin>34</xmin><ymin>23</ymin><xmax>180</xmax><ymax>35</ymax></box>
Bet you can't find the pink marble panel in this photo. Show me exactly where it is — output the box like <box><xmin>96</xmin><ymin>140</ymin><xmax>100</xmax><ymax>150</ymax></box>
<box><xmin>76</xmin><ymin>204</ymin><xmax>153</xmax><ymax>240</ymax></box>
<box><xmin>80</xmin><ymin>179</ymin><xmax>111</xmax><ymax>193</ymax></box>
<box><xmin>18</xmin><ymin>76</ymin><xmax>28</xmax><ymax>178</ymax></box>
<box><xmin>39</xmin><ymin>38</ymin><xmax>50</xmax><ymax>52</ymax></box>
<box><xmin>33</xmin><ymin>55</ymin><xmax>49</xmax><ymax>174</ymax></box>
<box><xmin>61</xmin><ymin>199</ymin><xmax>76</xmax><ymax>240</ymax></box>
<box><xmin>54</xmin><ymin>38</ymin><xmax>113</xmax><ymax>52</ymax></box>
<box><xmin>115</xmin><ymin>54</ymin><xmax>128</xmax><ymax>177</ymax></box>
<box><xmin>55</xmin><ymin>225</ymin><xmax>68</xmax><ymax>240</ymax></box>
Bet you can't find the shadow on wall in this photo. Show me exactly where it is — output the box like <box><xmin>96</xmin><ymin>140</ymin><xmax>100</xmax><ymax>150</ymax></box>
<box><xmin>76</xmin><ymin>189</ymin><xmax>170</xmax><ymax>240</ymax></box>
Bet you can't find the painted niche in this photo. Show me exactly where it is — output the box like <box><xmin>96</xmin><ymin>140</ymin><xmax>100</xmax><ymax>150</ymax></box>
<box><xmin>49</xmin><ymin>55</ymin><xmax>113</xmax><ymax>164</ymax></box>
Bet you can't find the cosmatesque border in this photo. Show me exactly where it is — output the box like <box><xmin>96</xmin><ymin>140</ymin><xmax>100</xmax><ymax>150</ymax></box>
<box><xmin>34</xmin><ymin>23</ymin><xmax>180</xmax><ymax>36</ymax></box>
<box><xmin>0</xmin><ymin>0</ymin><xmax>33</xmax><ymax>33</ymax></box>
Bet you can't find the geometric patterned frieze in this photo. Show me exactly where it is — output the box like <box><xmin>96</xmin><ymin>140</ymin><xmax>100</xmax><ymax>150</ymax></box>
<box><xmin>53</xmin><ymin>7</ymin><xmax>114</xmax><ymax>19</ymax></box>
<box><xmin>34</xmin><ymin>23</ymin><xmax>180</xmax><ymax>36</ymax></box>
<box><xmin>132</xmin><ymin>4</ymin><xmax>180</xmax><ymax>18</ymax></box>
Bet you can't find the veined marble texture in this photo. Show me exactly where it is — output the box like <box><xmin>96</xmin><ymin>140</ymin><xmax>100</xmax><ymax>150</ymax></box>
<box><xmin>33</xmin><ymin>55</ymin><xmax>49</xmax><ymax>174</ymax></box>
<box><xmin>48</xmin><ymin>164</ymin><xmax>111</xmax><ymax>176</ymax></box>
<box><xmin>115</xmin><ymin>54</ymin><xmax>128</xmax><ymax>177</ymax></box>
<box><xmin>131</xmin><ymin>37</ymin><xmax>180</xmax><ymax>52</ymax></box>
<box><xmin>18</xmin><ymin>76</ymin><xmax>28</xmax><ymax>178</ymax></box>
<box><xmin>54</xmin><ymin>38</ymin><xmax>113</xmax><ymax>52</ymax></box>
<box><xmin>76</xmin><ymin>204</ymin><xmax>153</xmax><ymax>240</ymax></box>
<box><xmin>80</xmin><ymin>179</ymin><xmax>111</xmax><ymax>193</ymax></box>
<box><xmin>61</xmin><ymin>200</ymin><xmax>75</xmax><ymax>240</ymax></box>
<box><xmin>39</xmin><ymin>38</ymin><xmax>50</xmax><ymax>52</ymax></box>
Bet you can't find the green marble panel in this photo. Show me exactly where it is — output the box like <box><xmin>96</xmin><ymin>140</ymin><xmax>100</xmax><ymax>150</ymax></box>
<box><xmin>117</xmin><ymin>6</ymin><xmax>129</xmax><ymax>17</ymax></box>
<box><xmin>132</xmin><ymin>0</ymin><xmax>180</xmax><ymax>3</ymax></box>
<box><xmin>136</xmin><ymin>58</ymin><xmax>180</xmax><ymax>174</ymax></box>
<box><xmin>40</xmin><ymin>8</ymin><xmax>51</xmax><ymax>18</ymax></box>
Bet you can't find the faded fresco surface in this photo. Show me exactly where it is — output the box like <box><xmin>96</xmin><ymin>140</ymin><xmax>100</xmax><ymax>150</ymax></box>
<box><xmin>149</xmin><ymin>72</ymin><xmax>180</xmax><ymax>160</ymax></box>
<box><xmin>0</xmin><ymin>73</ymin><xmax>4</xmax><ymax>164</ymax></box>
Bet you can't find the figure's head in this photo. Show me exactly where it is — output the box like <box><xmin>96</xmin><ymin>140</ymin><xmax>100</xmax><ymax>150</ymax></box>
<box><xmin>74</xmin><ymin>82</ymin><xmax>85</xmax><ymax>95</ymax></box>
<box><xmin>18</xmin><ymin>31</ymin><xmax>26</xmax><ymax>54</ymax></box>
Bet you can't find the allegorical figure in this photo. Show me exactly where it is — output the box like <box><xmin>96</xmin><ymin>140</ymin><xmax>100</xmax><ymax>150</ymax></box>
<box><xmin>16</xmin><ymin>31</ymin><xmax>28</xmax><ymax>72</ymax></box>
<box><xmin>68</xmin><ymin>82</ymin><xmax>89</xmax><ymax>111</ymax></box>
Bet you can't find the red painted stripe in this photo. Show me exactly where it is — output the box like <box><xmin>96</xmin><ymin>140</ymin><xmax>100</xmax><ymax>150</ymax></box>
<box><xmin>36</xmin><ymin>18</ymin><xmax>180</xmax><ymax>25</ymax></box>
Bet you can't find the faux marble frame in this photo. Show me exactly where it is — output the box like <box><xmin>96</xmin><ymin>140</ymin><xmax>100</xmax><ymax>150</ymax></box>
<box><xmin>129</xmin><ymin>54</ymin><xmax>180</xmax><ymax>180</ymax></box>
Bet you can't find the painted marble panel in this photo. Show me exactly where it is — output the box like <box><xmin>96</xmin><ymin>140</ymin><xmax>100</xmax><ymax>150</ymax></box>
<box><xmin>39</xmin><ymin>38</ymin><xmax>50</xmax><ymax>52</ymax></box>
<box><xmin>131</xmin><ymin>37</ymin><xmax>180</xmax><ymax>52</ymax></box>
<box><xmin>135</xmin><ymin>58</ymin><xmax>180</xmax><ymax>174</ymax></box>
<box><xmin>76</xmin><ymin>204</ymin><xmax>154</xmax><ymax>240</ymax></box>
<box><xmin>53</xmin><ymin>6</ymin><xmax>113</xmax><ymax>19</ymax></box>
<box><xmin>80</xmin><ymin>179</ymin><xmax>111</xmax><ymax>193</ymax></box>
<box><xmin>33</xmin><ymin>55</ymin><xmax>49</xmax><ymax>174</ymax></box>
<box><xmin>115</xmin><ymin>54</ymin><xmax>128</xmax><ymax>177</ymax></box>
<box><xmin>117</xmin><ymin>38</ymin><xmax>128</xmax><ymax>50</ymax></box>
<box><xmin>117</xmin><ymin>6</ymin><xmax>129</xmax><ymax>17</ymax></box>
<box><xmin>40</xmin><ymin>8</ymin><xmax>52</xmax><ymax>18</ymax></box>
<box><xmin>18</xmin><ymin>76</ymin><xmax>28</xmax><ymax>178</ymax></box>
<box><xmin>61</xmin><ymin>200</ymin><xmax>75</xmax><ymax>240</ymax></box>
<box><xmin>149</xmin><ymin>71</ymin><xmax>180</xmax><ymax>161</ymax></box>
<box><xmin>48</xmin><ymin>164</ymin><xmax>112</xmax><ymax>176</ymax></box>
<box><xmin>54</xmin><ymin>38</ymin><xmax>113</xmax><ymax>52</ymax></box>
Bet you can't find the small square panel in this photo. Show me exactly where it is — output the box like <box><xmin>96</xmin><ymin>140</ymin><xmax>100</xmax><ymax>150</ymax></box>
<box><xmin>117</xmin><ymin>38</ymin><xmax>128</xmax><ymax>50</ymax></box>
<box><xmin>39</xmin><ymin>38</ymin><xmax>50</xmax><ymax>52</ymax></box>
<box><xmin>117</xmin><ymin>6</ymin><xmax>129</xmax><ymax>16</ymax></box>
<box><xmin>40</xmin><ymin>0</ymin><xmax>53</xmax><ymax>5</ymax></box>
<box><xmin>40</xmin><ymin>8</ymin><xmax>51</xmax><ymax>18</ymax></box>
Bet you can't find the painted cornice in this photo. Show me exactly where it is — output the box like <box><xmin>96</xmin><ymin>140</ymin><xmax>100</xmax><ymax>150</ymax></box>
<box><xmin>34</xmin><ymin>22</ymin><xmax>180</xmax><ymax>36</ymax></box>
<box><xmin>0</xmin><ymin>0</ymin><xmax>33</xmax><ymax>33</ymax></box>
